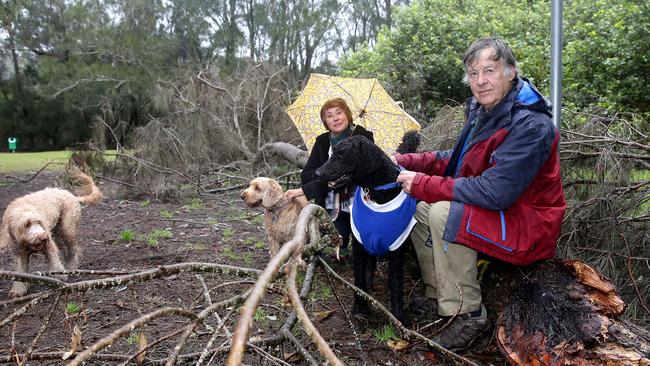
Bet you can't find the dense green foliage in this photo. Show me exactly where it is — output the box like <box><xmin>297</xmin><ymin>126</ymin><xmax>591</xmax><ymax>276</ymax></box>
<box><xmin>340</xmin><ymin>0</ymin><xmax>649</xmax><ymax>123</ymax></box>
<box><xmin>563</xmin><ymin>0</ymin><xmax>649</xmax><ymax>111</ymax></box>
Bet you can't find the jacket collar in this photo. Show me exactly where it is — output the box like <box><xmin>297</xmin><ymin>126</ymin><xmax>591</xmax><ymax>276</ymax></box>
<box><xmin>466</xmin><ymin>77</ymin><xmax>552</xmax><ymax>127</ymax></box>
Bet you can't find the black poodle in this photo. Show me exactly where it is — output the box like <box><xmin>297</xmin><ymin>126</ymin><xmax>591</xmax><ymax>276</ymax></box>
<box><xmin>316</xmin><ymin>131</ymin><xmax>420</xmax><ymax>325</ymax></box>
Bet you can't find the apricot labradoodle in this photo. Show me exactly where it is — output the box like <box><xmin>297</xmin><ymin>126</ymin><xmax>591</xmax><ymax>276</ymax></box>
<box><xmin>240</xmin><ymin>177</ymin><xmax>308</xmax><ymax>257</ymax></box>
<box><xmin>0</xmin><ymin>169</ymin><xmax>102</xmax><ymax>298</ymax></box>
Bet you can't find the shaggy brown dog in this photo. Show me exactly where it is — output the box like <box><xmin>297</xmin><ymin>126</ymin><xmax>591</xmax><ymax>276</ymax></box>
<box><xmin>240</xmin><ymin>177</ymin><xmax>308</xmax><ymax>257</ymax></box>
<box><xmin>0</xmin><ymin>169</ymin><xmax>102</xmax><ymax>298</ymax></box>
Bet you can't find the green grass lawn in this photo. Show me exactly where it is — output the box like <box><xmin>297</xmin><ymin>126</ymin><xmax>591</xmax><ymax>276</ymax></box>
<box><xmin>0</xmin><ymin>151</ymin><xmax>72</xmax><ymax>173</ymax></box>
<box><xmin>0</xmin><ymin>150</ymin><xmax>119</xmax><ymax>173</ymax></box>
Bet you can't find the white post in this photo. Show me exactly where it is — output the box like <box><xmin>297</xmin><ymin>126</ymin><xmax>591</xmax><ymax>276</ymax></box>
<box><xmin>550</xmin><ymin>0</ymin><xmax>563</xmax><ymax>129</ymax></box>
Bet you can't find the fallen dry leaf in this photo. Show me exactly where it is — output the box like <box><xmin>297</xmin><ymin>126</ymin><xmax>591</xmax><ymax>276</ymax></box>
<box><xmin>424</xmin><ymin>351</ymin><xmax>438</xmax><ymax>363</ymax></box>
<box><xmin>62</xmin><ymin>325</ymin><xmax>82</xmax><ymax>360</ymax></box>
<box><xmin>284</xmin><ymin>351</ymin><xmax>303</xmax><ymax>363</ymax></box>
<box><xmin>387</xmin><ymin>339</ymin><xmax>409</xmax><ymax>351</ymax></box>
<box><xmin>312</xmin><ymin>309</ymin><xmax>336</xmax><ymax>322</ymax></box>
<box><xmin>136</xmin><ymin>332</ymin><xmax>147</xmax><ymax>366</ymax></box>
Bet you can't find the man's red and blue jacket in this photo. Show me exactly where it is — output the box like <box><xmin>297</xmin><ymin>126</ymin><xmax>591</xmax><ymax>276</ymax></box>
<box><xmin>395</xmin><ymin>78</ymin><xmax>566</xmax><ymax>266</ymax></box>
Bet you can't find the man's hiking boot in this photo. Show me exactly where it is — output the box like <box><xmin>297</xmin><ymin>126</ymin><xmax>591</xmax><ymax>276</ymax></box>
<box><xmin>432</xmin><ymin>303</ymin><xmax>490</xmax><ymax>352</ymax></box>
<box><xmin>409</xmin><ymin>296</ymin><xmax>440</xmax><ymax>322</ymax></box>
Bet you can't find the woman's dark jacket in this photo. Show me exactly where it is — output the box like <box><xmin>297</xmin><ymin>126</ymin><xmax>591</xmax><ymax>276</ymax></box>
<box><xmin>301</xmin><ymin>125</ymin><xmax>374</xmax><ymax>207</ymax></box>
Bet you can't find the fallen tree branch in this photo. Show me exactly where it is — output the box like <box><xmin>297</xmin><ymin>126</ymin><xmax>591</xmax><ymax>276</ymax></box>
<box><xmin>258</xmin><ymin>142</ymin><xmax>309</xmax><ymax>168</ymax></box>
<box><xmin>608</xmin><ymin>203</ymin><xmax>650</xmax><ymax>315</ymax></box>
<box><xmin>0</xmin><ymin>352</ymin><xmax>132</xmax><ymax>363</ymax></box>
<box><xmin>227</xmin><ymin>204</ymin><xmax>335</xmax><ymax>365</ymax></box>
<box><xmin>1</xmin><ymin>292</ymin><xmax>55</xmax><ymax>327</ymax></box>
<box><xmin>0</xmin><ymin>271</ymin><xmax>67</xmax><ymax>288</ymax></box>
<box><xmin>318</xmin><ymin>257</ymin><xmax>479</xmax><ymax>366</ymax></box>
<box><xmin>1</xmin><ymin>262</ymin><xmax>261</xmax><ymax>298</ymax></box>
<box><xmin>67</xmin><ymin>307</ymin><xmax>198</xmax><ymax>366</ymax></box>
<box><xmin>164</xmin><ymin>289</ymin><xmax>252</xmax><ymax>365</ymax></box>
<box><xmin>287</xmin><ymin>258</ymin><xmax>343</xmax><ymax>365</ymax></box>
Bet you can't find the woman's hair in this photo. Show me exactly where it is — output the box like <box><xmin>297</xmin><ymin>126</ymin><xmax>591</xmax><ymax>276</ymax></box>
<box><xmin>320</xmin><ymin>98</ymin><xmax>354</xmax><ymax>129</ymax></box>
<box><xmin>462</xmin><ymin>37</ymin><xmax>519</xmax><ymax>85</ymax></box>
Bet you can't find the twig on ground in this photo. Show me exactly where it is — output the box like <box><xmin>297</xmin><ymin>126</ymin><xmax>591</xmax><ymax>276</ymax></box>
<box><xmin>247</xmin><ymin>341</ymin><xmax>293</xmax><ymax>366</ymax></box>
<box><xmin>67</xmin><ymin>307</ymin><xmax>198</xmax><ymax>366</ymax></box>
<box><xmin>26</xmin><ymin>294</ymin><xmax>61</xmax><ymax>360</ymax></box>
<box><xmin>318</xmin><ymin>257</ymin><xmax>479</xmax><ymax>366</ymax></box>
<box><xmin>196</xmin><ymin>306</ymin><xmax>238</xmax><ymax>366</ymax></box>
<box><xmin>118</xmin><ymin>328</ymin><xmax>186</xmax><ymax>366</ymax></box>
<box><xmin>608</xmin><ymin>203</ymin><xmax>650</xmax><ymax>315</ymax></box>
<box><xmin>429</xmin><ymin>283</ymin><xmax>463</xmax><ymax>337</ymax></box>
<box><xmin>1</xmin><ymin>292</ymin><xmax>55</xmax><ymax>327</ymax></box>
<box><xmin>287</xmin><ymin>258</ymin><xmax>343</xmax><ymax>366</ymax></box>
<box><xmin>282</xmin><ymin>329</ymin><xmax>319</xmax><ymax>366</ymax></box>
<box><xmin>323</xmin><ymin>263</ymin><xmax>364</xmax><ymax>355</ymax></box>
<box><xmin>165</xmin><ymin>289</ymin><xmax>251</xmax><ymax>365</ymax></box>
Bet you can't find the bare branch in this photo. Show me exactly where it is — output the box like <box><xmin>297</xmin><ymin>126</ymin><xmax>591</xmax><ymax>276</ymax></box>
<box><xmin>66</xmin><ymin>307</ymin><xmax>198</xmax><ymax>366</ymax></box>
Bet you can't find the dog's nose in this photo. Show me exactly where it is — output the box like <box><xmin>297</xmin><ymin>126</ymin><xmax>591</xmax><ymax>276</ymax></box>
<box><xmin>240</xmin><ymin>192</ymin><xmax>246</xmax><ymax>200</ymax></box>
<box><xmin>29</xmin><ymin>233</ymin><xmax>49</xmax><ymax>251</ymax></box>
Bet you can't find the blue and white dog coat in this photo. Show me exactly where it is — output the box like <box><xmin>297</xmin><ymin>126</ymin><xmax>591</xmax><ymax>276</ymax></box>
<box><xmin>350</xmin><ymin>186</ymin><xmax>417</xmax><ymax>256</ymax></box>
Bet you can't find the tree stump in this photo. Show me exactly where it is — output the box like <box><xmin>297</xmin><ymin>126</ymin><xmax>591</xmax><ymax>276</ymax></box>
<box><xmin>484</xmin><ymin>259</ymin><xmax>650</xmax><ymax>365</ymax></box>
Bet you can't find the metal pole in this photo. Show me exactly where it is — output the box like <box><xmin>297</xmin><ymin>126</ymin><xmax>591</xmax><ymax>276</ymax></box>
<box><xmin>550</xmin><ymin>0</ymin><xmax>563</xmax><ymax>129</ymax></box>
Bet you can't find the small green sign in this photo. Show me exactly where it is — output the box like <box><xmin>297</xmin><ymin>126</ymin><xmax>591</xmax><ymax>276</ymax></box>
<box><xmin>8</xmin><ymin>137</ymin><xmax>17</xmax><ymax>152</ymax></box>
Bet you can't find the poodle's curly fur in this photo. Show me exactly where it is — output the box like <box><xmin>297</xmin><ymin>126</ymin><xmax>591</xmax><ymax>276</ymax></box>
<box><xmin>0</xmin><ymin>169</ymin><xmax>102</xmax><ymax>298</ymax></box>
<box><xmin>316</xmin><ymin>131</ymin><xmax>421</xmax><ymax>325</ymax></box>
<box><xmin>240</xmin><ymin>177</ymin><xmax>308</xmax><ymax>257</ymax></box>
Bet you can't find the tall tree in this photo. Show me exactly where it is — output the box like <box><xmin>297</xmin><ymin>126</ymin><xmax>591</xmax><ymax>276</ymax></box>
<box><xmin>0</xmin><ymin>0</ymin><xmax>24</xmax><ymax>102</ymax></box>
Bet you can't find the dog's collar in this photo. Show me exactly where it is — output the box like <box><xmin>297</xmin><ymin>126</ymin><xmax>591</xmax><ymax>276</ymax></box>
<box><xmin>372</xmin><ymin>182</ymin><xmax>401</xmax><ymax>190</ymax></box>
<box><xmin>268</xmin><ymin>198</ymin><xmax>292</xmax><ymax>215</ymax></box>
<box><xmin>267</xmin><ymin>199</ymin><xmax>294</xmax><ymax>223</ymax></box>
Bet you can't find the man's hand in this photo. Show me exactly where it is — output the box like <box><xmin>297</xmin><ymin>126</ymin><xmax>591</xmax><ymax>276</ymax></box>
<box><xmin>390</xmin><ymin>155</ymin><xmax>398</xmax><ymax>165</ymax></box>
<box><xmin>396</xmin><ymin>170</ymin><xmax>417</xmax><ymax>194</ymax></box>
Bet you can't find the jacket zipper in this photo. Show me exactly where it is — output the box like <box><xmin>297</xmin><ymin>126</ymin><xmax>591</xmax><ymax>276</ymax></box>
<box><xmin>466</xmin><ymin>208</ymin><xmax>512</xmax><ymax>252</ymax></box>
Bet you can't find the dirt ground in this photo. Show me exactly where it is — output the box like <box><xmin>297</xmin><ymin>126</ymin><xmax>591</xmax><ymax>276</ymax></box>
<box><xmin>0</xmin><ymin>171</ymin><xmax>504</xmax><ymax>365</ymax></box>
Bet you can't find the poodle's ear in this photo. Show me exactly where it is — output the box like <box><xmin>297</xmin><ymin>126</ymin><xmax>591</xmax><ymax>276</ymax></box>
<box><xmin>261</xmin><ymin>179</ymin><xmax>284</xmax><ymax>209</ymax></box>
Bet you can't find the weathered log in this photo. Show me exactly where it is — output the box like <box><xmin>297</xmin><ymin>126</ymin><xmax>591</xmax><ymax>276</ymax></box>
<box><xmin>258</xmin><ymin>142</ymin><xmax>308</xmax><ymax>168</ymax></box>
<box><xmin>483</xmin><ymin>259</ymin><xmax>650</xmax><ymax>365</ymax></box>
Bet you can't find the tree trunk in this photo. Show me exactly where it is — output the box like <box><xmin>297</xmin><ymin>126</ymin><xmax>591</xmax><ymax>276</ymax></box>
<box><xmin>246</xmin><ymin>0</ymin><xmax>255</xmax><ymax>61</ymax></box>
<box><xmin>225</xmin><ymin>0</ymin><xmax>238</xmax><ymax>70</ymax></box>
<box><xmin>482</xmin><ymin>259</ymin><xmax>650</xmax><ymax>365</ymax></box>
<box><xmin>258</xmin><ymin>142</ymin><xmax>308</xmax><ymax>168</ymax></box>
<box><xmin>385</xmin><ymin>0</ymin><xmax>392</xmax><ymax>29</ymax></box>
<box><xmin>8</xmin><ymin>25</ymin><xmax>23</xmax><ymax>102</ymax></box>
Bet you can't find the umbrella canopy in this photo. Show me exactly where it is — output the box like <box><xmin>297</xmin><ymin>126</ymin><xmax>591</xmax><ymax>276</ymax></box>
<box><xmin>286</xmin><ymin>73</ymin><xmax>421</xmax><ymax>154</ymax></box>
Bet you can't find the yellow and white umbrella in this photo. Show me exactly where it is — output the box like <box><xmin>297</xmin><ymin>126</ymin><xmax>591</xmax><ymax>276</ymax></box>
<box><xmin>286</xmin><ymin>73</ymin><xmax>420</xmax><ymax>154</ymax></box>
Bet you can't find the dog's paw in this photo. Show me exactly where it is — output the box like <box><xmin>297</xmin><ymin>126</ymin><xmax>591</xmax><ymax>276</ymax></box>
<box><xmin>393</xmin><ymin>310</ymin><xmax>410</xmax><ymax>327</ymax></box>
<box><xmin>8</xmin><ymin>283</ymin><xmax>27</xmax><ymax>298</ymax></box>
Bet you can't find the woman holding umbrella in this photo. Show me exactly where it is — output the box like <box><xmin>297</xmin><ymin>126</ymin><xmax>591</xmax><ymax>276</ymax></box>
<box><xmin>286</xmin><ymin>98</ymin><xmax>374</xmax><ymax>257</ymax></box>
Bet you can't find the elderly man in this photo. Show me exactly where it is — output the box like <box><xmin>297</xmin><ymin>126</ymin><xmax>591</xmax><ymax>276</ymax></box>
<box><xmin>394</xmin><ymin>37</ymin><xmax>566</xmax><ymax>352</ymax></box>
